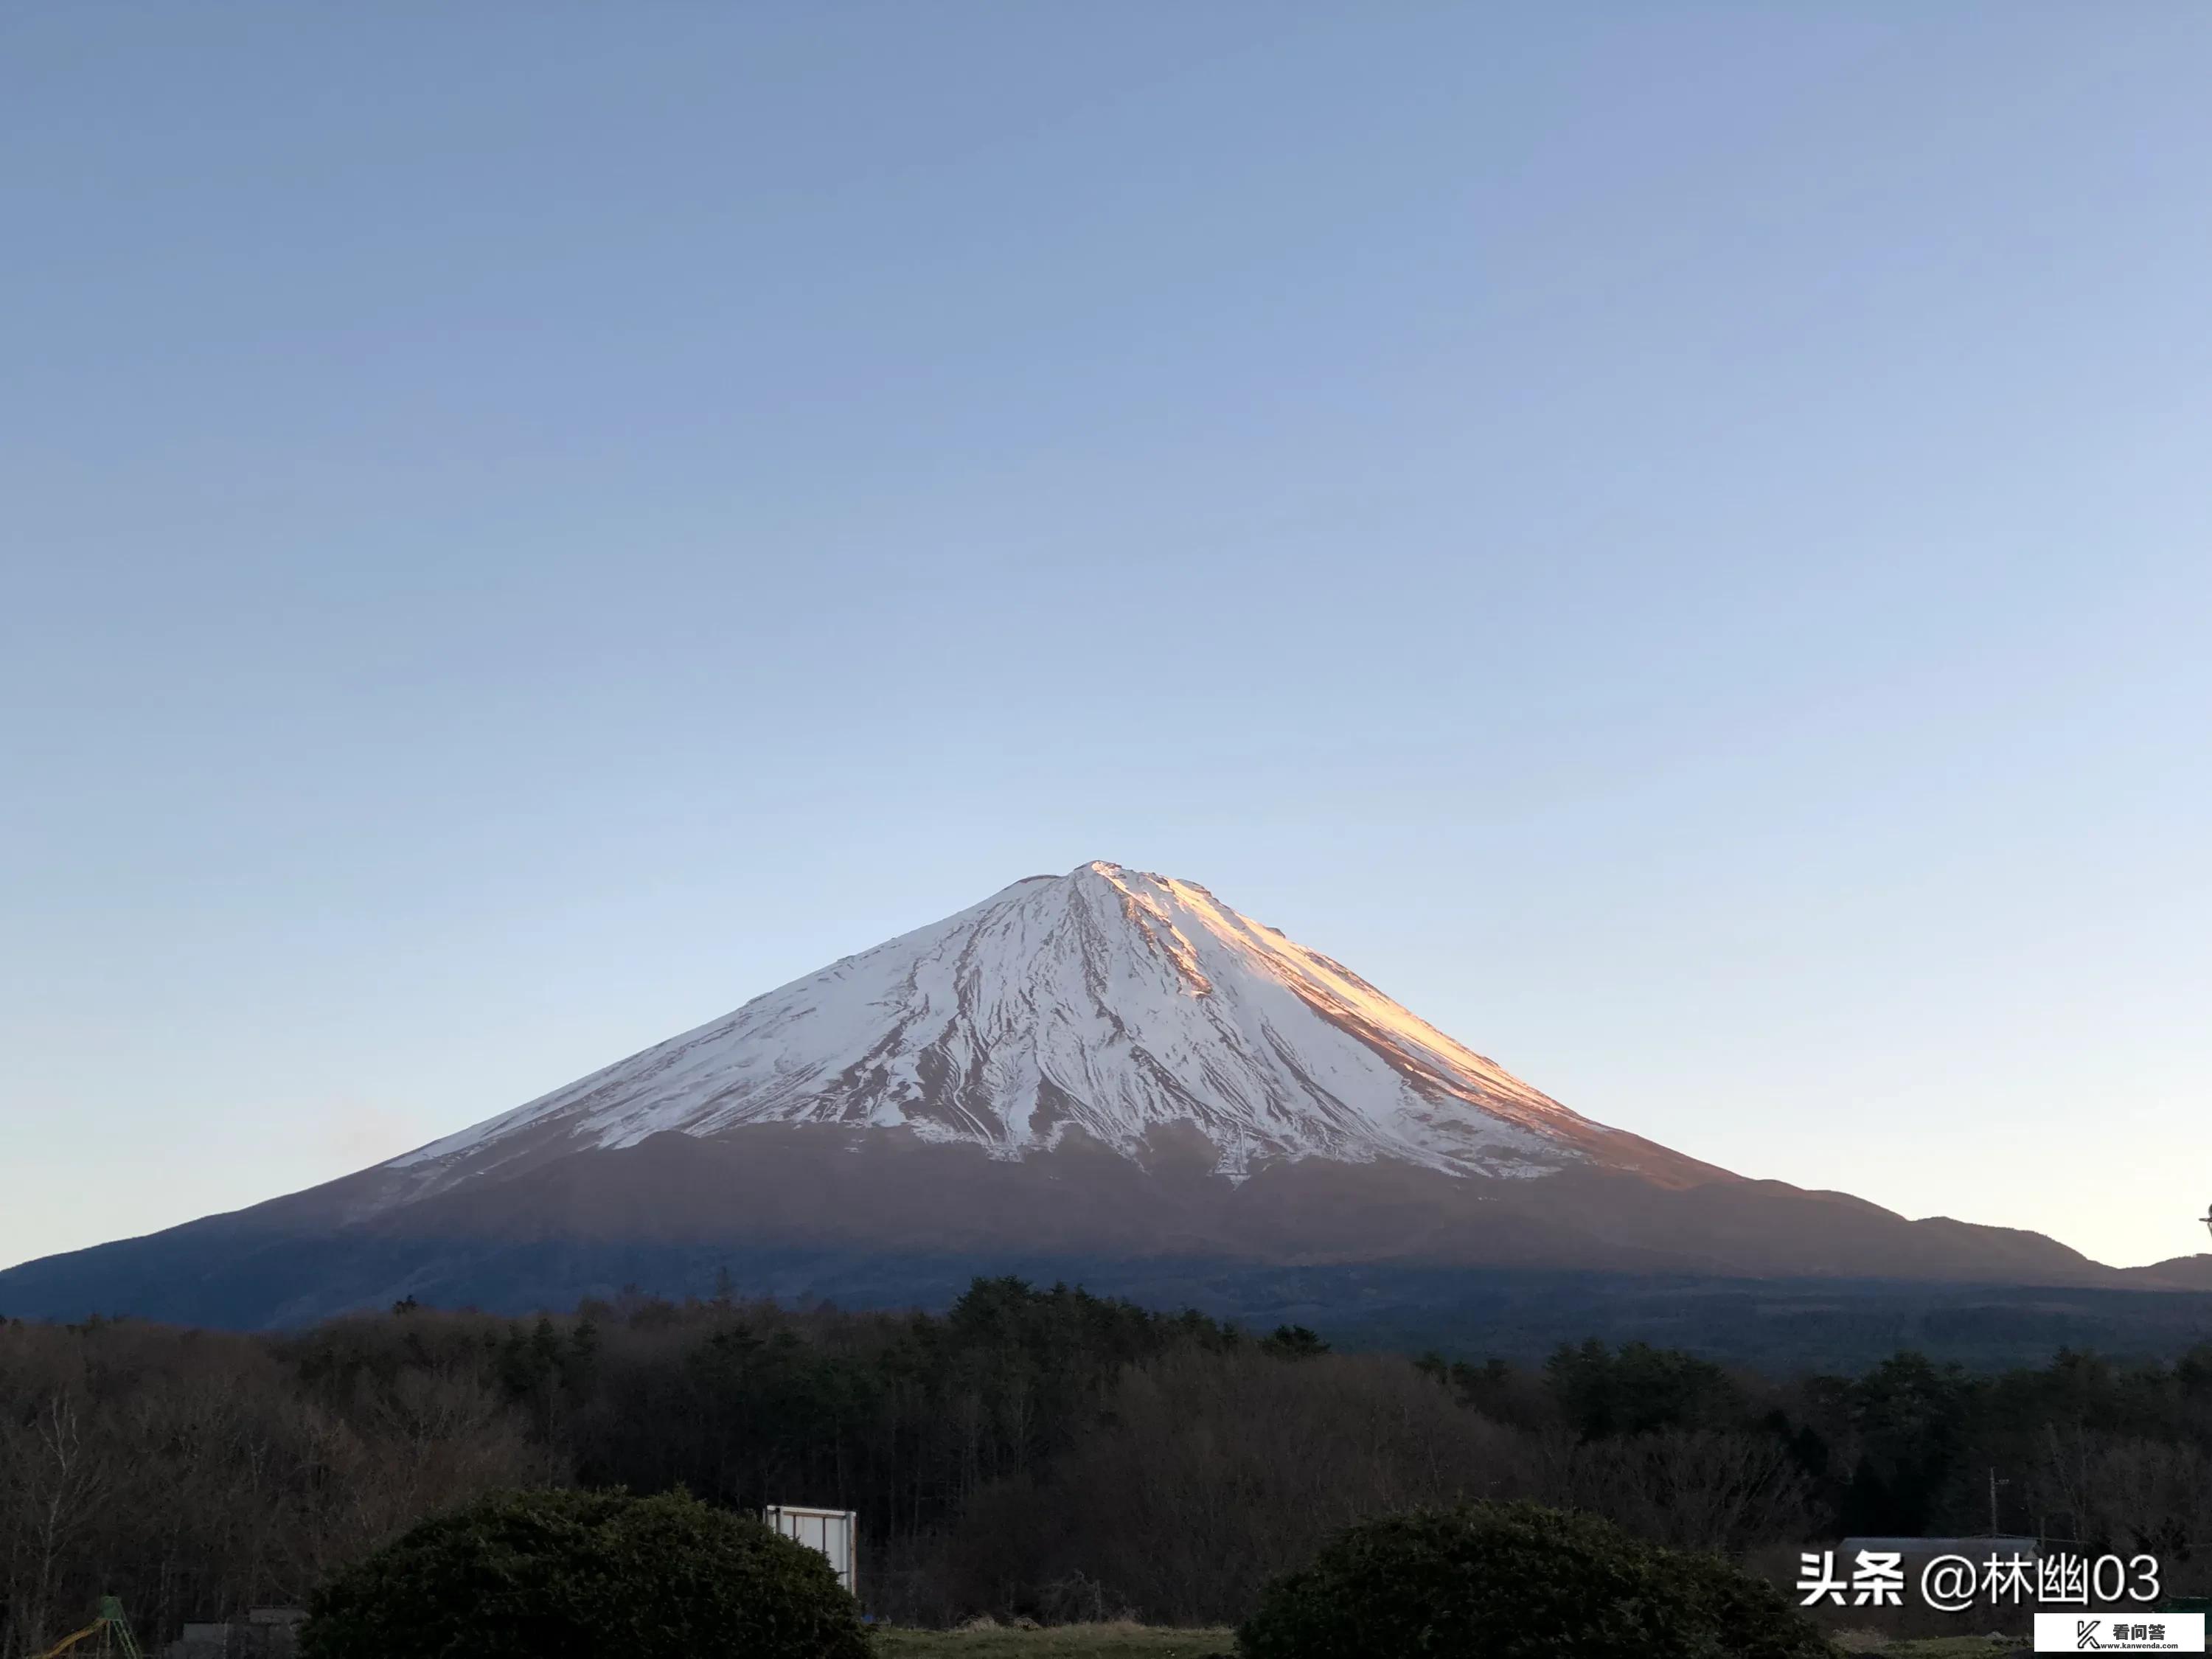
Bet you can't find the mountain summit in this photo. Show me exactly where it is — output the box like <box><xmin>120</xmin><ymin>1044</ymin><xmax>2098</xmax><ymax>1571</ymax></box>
<box><xmin>382</xmin><ymin>860</ymin><xmax>1708</xmax><ymax>1211</ymax></box>
<box><xmin>1</xmin><ymin>861</ymin><xmax>2181</xmax><ymax>1330</ymax></box>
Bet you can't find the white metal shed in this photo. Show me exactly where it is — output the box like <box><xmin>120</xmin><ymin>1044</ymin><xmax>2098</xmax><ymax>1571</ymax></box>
<box><xmin>764</xmin><ymin>1504</ymin><xmax>859</xmax><ymax>1599</ymax></box>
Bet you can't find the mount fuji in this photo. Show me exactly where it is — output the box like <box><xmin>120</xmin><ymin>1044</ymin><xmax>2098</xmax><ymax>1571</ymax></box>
<box><xmin>1</xmin><ymin>862</ymin><xmax>2192</xmax><ymax>1334</ymax></box>
<box><xmin>378</xmin><ymin>860</ymin><xmax>1714</xmax><ymax>1201</ymax></box>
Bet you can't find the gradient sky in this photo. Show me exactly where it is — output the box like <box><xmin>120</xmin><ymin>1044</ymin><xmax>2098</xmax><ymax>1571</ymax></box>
<box><xmin>5</xmin><ymin>4</ymin><xmax>2208</xmax><ymax>1276</ymax></box>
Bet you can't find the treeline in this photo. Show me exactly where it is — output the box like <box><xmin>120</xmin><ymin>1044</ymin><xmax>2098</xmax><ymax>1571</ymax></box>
<box><xmin>4</xmin><ymin>1284</ymin><xmax>2212</xmax><ymax>1650</ymax></box>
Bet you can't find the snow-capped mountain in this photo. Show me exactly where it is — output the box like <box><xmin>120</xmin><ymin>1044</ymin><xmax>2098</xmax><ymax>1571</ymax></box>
<box><xmin>0</xmin><ymin>860</ymin><xmax>2168</xmax><ymax>1332</ymax></box>
<box><xmin>379</xmin><ymin>861</ymin><xmax>1710</xmax><ymax>1208</ymax></box>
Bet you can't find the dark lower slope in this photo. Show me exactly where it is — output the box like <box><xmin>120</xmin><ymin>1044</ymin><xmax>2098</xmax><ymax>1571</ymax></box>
<box><xmin>333</xmin><ymin>1123</ymin><xmax>2122</xmax><ymax>1286</ymax></box>
<box><xmin>2126</xmin><ymin>1253</ymin><xmax>2212</xmax><ymax>1289</ymax></box>
<box><xmin>1</xmin><ymin>1124</ymin><xmax>2184</xmax><ymax>1337</ymax></box>
<box><xmin>8</xmin><ymin>1235</ymin><xmax>2212</xmax><ymax>1371</ymax></box>
<box><xmin>1261</xmin><ymin>1269</ymin><xmax>2212</xmax><ymax>1370</ymax></box>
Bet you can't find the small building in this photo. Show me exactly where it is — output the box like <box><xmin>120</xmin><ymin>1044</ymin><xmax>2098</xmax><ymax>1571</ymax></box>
<box><xmin>765</xmin><ymin>1504</ymin><xmax>859</xmax><ymax>1599</ymax></box>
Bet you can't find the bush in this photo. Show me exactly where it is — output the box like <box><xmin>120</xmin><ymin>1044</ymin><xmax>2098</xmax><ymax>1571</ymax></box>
<box><xmin>300</xmin><ymin>1487</ymin><xmax>869</xmax><ymax>1659</ymax></box>
<box><xmin>1237</xmin><ymin>1501</ymin><xmax>1836</xmax><ymax>1659</ymax></box>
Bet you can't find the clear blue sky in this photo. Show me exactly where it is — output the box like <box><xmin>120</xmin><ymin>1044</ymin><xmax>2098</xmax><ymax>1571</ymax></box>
<box><xmin>4</xmin><ymin>4</ymin><xmax>2207</xmax><ymax>1274</ymax></box>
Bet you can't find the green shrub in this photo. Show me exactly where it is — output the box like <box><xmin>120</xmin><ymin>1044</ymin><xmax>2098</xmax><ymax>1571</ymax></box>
<box><xmin>1237</xmin><ymin>1501</ymin><xmax>1835</xmax><ymax>1659</ymax></box>
<box><xmin>301</xmin><ymin>1487</ymin><xmax>869</xmax><ymax>1659</ymax></box>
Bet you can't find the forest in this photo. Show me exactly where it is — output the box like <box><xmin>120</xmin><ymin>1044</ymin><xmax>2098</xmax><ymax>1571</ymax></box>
<box><xmin>4</xmin><ymin>1278</ymin><xmax>2211</xmax><ymax>1652</ymax></box>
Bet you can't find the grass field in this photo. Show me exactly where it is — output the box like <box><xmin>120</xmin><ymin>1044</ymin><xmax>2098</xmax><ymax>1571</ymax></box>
<box><xmin>871</xmin><ymin>1622</ymin><xmax>1237</xmax><ymax>1658</ymax></box>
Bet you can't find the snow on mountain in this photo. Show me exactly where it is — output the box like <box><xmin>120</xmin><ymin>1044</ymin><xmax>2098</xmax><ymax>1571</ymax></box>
<box><xmin>6</xmin><ymin>860</ymin><xmax>2153</xmax><ymax>1330</ymax></box>
<box><xmin>386</xmin><ymin>861</ymin><xmax>1649</xmax><ymax>1198</ymax></box>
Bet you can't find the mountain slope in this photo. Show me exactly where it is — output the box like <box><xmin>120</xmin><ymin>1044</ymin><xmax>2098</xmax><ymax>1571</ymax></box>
<box><xmin>374</xmin><ymin>860</ymin><xmax>1718</xmax><ymax>1214</ymax></box>
<box><xmin>0</xmin><ymin>861</ymin><xmax>2170</xmax><ymax>1329</ymax></box>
